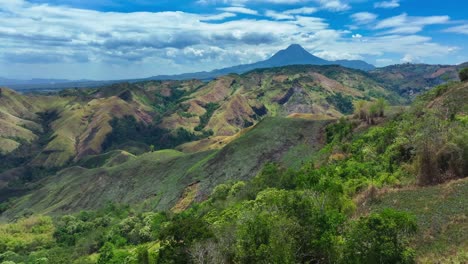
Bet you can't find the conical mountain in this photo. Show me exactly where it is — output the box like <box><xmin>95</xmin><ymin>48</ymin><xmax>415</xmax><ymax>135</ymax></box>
<box><xmin>265</xmin><ymin>44</ymin><xmax>329</xmax><ymax>66</ymax></box>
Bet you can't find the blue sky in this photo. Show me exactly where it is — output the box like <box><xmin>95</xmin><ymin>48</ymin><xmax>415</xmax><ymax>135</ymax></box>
<box><xmin>0</xmin><ymin>0</ymin><xmax>467</xmax><ymax>80</ymax></box>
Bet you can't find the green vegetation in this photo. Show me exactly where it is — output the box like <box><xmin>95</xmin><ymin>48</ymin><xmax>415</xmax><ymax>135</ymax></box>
<box><xmin>326</xmin><ymin>92</ymin><xmax>354</xmax><ymax>114</ymax></box>
<box><xmin>354</xmin><ymin>98</ymin><xmax>387</xmax><ymax>124</ymax></box>
<box><xmin>103</xmin><ymin>115</ymin><xmax>208</xmax><ymax>152</ymax></box>
<box><xmin>370</xmin><ymin>63</ymin><xmax>462</xmax><ymax>98</ymax></box>
<box><xmin>194</xmin><ymin>102</ymin><xmax>219</xmax><ymax>131</ymax></box>
<box><xmin>460</xmin><ymin>67</ymin><xmax>468</xmax><ymax>82</ymax></box>
<box><xmin>0</xmin><ymin>67</ymin><xmax>467</xmax><ymax>264</ymax></box>
<box><xmin>2</xmin><ymin>117</ymin><xmax>329</xmax><ymax>218</ymax></box>
<box><xmin>361</xmin><ymin>179</ymin><xmax>468</xmax><ymax>262</ymax></box>
<box><xmin>344</xmin><ymin>209</ymin><xmax>417</xmax><ymax>264</ymax></box>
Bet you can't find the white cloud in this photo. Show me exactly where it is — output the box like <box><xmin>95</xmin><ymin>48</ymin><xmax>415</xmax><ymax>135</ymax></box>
<box><xmin>217</xmin><ymin>6</ymin><xmax>258</xmax><ymax>15</ymax></box>
<box><xmin>264</xmin><ymin>10</ymin><xmax>294</xmax><ymax>20</ymax></box>
<box><xmin>199</xmin><ymin>0</ymin><xmax>349</xmax><ymax>12</ymax></box>
<box><xmin>314</xmin><ymin>50</ymin><xmax>362</xmax><ymax>60</ymax></box>
<box><xmin>284</xmin><ymin>7</ymin><xmax>317</xmax><ymax>15</ymax></box>
<box><xmin>401</xmin><ymin>54</ymin><xmax>418</xmax><ymax>63</ymax></box>
<box><xmin>0</xmin><ymin>0</ymin><xmax>461</xmax><ymax>79</ymax></box>
<box><xmin>316</xmin><ymin>0</ymin><xmax>350</xmax><ymax>11</ymax></box>
<box><xmin>444</xmin><ymin>24</ymin><xmax>468</xmax><ymax>35</ymax></box>
<box><xmin>375</xmin><ymin>13</ymin><xmax>450</xmax><ymax>34</ymax></box>
<box><xmin>374</xmin><ymin>0</ymin><xmax>400</xmax><ymax>9</ymax></box>
<box><xmin>197</xmin><ymin>0</ymin><xmax>308</xmax><ymax>5</ymax></box>
<box><xmin>351</xmin><ymin>12</ymin><xmax>378</xmax><ymax>24</ymax></box>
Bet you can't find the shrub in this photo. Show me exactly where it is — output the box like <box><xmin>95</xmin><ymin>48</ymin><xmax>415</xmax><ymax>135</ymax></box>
<box><xmin>344</xmin><ymin>209</ymin><xmax>417</xmax><ymax>264</ymax></box>
<box><xmin>459</xmin><ymin>68</ymin><xmax>468</xmax><ymax>82</ymax></box>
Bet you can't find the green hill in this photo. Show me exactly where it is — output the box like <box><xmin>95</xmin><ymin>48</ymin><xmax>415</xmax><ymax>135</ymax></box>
<box><xmin>0</xmin><ymin>76</ymin><xmax>468</xmax><ymax>263</ymax></box>
<box><xmin>0</xmin><ymin>64</ymin><xmax>410</xmax><ymax>202</ymax></box>
<box><xmin>0</xmin><ymin>71</ymin><xmax>466</xmax><ymax>264</ymax></box>
<box><xmin>1</xmin><ymin>117</ymin><xmax>330</xmax><ymax>218</ymax></box>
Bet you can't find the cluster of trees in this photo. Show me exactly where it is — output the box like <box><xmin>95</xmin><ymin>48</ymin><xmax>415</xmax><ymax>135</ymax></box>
<box><xmin>102</xmin><ymin>116</ymin><xmax>211</xmax><ymax>153</ymax></box>
<box><xmin>326</xmin><ymin>93</ymin><xmax>355</xmax><ymax>114</ymax></box>
<box><xmin>406</xmin><ymin>82</ymin><xmax>468</xmax><ymax>185</ymax></box>
<box><xmin>194</xmin><ymin>103</ymin><xmax>220</xmax><ymax>131</ymax></box>
<box><xmin>354</xmin><ymin>98</ymin><xmax>387</xmax><ymax>124</ymax></box>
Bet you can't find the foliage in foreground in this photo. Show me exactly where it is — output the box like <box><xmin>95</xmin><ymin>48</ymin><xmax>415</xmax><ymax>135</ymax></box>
<box><xmin>1</xmin><ymin>82</ymin><xmax>466</xmax><ymax>263</ymax></box>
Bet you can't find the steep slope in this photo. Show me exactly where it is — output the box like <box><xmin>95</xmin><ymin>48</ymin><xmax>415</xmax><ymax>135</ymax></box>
<box><xmin>0</xmin><ymin>88</ymin><xmax>71</xmax><ymax>154</ymax></box>
<box><xmin>0</xmin><ymin>65</ymin><xmax>404</xmax><ymax>168</ymax></box>
<box><xmin>161</xmin><ymin>65</ymin><xmax>403</xmax><ymax>136</ymax></box>
<box><xmin>1</xmin><ymin>117</ymin><xmax>329</xmax><ymax>218</ymax></box>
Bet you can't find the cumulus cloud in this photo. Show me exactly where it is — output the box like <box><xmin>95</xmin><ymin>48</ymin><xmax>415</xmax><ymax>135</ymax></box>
<box><xmin>401</xmin><ymin>54</ymin><xmax>418</xmax><ymax>63</ymax></box>
<box><xmin>351</xmin><ymin>12</ymin><xmax>378</xmax><ymax>24</ymax></box>
<box><xmin>374</xmin><ymin>0</ymin><xmax>400</xmax><ymax>9</ymax></box>
<box><xmin>316</xmin><ymin>0</ymin><xmax>349</xmax><ymax>11</ymax></box>
<box><xmin>0</xmin><ymin>0</ymin><xmax>461</xmax><ymax>79</ymax></box>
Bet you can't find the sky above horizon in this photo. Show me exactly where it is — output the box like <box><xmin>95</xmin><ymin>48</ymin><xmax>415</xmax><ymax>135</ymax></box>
<box><xmin>0</xmin><ymin>0</ymin><xmax>467</xmax><ymax>80</ymax></box>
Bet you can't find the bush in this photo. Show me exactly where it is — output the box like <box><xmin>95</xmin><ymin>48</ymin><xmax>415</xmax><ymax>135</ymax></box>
<box><xmin>344</xmin><ymin>209</ymin><xmax>417</xmax><ymax>264</ymax></box>
<box><xmin>459</xmin><ymin>68</ymin><xmax>468</xmax><ymax>82</ymax></box>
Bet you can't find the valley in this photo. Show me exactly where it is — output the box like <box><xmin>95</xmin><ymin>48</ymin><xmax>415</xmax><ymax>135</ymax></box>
<box><xmin>0</xmin><ymin>61</ymin><xmax>466</xmax><ymax>263</ymax></box>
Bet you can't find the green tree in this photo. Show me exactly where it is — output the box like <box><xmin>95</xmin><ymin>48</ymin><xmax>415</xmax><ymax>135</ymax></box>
<box><xmin>344</xmin><ymin>209</ymin><xmax>417</xmax><ymax>264</ymax></box>
<box><xmin>98</xmin><ymin>242</ymin><xmax>115</xmax><ymax>264</ymax></box>
<box><xmin>375</xmin><ymin>98</ymin><xmax>387</xmax><ymax>117</ymax></box>
<box><xmin>459</xmin><ymin>67</ymin><xmax>468</xmax><ymax>82</ymax></box>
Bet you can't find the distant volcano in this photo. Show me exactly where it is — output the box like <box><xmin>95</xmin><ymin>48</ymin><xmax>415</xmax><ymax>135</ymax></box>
<box><xmin>148</xmin><ymin>44</ymin><xmax>376</xmax><ymax>81</ymax></box>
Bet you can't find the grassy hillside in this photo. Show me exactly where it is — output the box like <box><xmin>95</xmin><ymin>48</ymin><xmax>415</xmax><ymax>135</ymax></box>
<box><xmin>0</xmin><ymin>64</ymin><xmax>410</xmax><ymax>202</ymax></box>
<box><xmin>359</xmin><ymin>178</ymin><xmax>467</xmax><ymax>263</ymax></box>
<box><xmin>0</xmin><ymin>74</ymin><xmax>466</xmax><ymax>264</ymax></box>
<box><xmin>1</xmin><ymin>117</ymin><xmax>330</xmax><ymax>218</ymax></box>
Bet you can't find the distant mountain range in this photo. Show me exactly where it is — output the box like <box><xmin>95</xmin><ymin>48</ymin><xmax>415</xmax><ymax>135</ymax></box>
<box><xmin>146</xmin><ymin>44</ymin><xmax>375</xmax><ymax>81</ymax></box>
<box><xmin>0</xmin><ymin>44</ymin><xmax>375</xmax><ymax>91</ymax></box>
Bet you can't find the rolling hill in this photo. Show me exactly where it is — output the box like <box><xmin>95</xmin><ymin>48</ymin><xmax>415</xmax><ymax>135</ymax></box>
<box><xmin>1</xmin><ymin>117</ymin><xmax>330</xmax><ymax>218</ymax></box>
<box><xmin>0</xmin><ymin>65</ymin><xmax>403</xmax><ymax>167</ymax></box>
<box><xmin>1</xmin><ymin>64</ymin><xmax>405</xmax><ymax>211</ymax></box>
<box><xmin>0</xmin><ymin>67</ymin><xmax>466</xmax><ymax>264</ymax></box>
<box><xmin>369</xmin><ymin>63</ymin><xmax>465</xmax><ymax>97</ymax></box>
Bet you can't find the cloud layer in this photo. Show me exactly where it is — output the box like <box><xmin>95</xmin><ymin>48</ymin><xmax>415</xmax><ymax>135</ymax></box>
<box><xmin>0</xmin><ymin>0</ymin><xmax>465</xmax><ymax>79</ymax></box>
